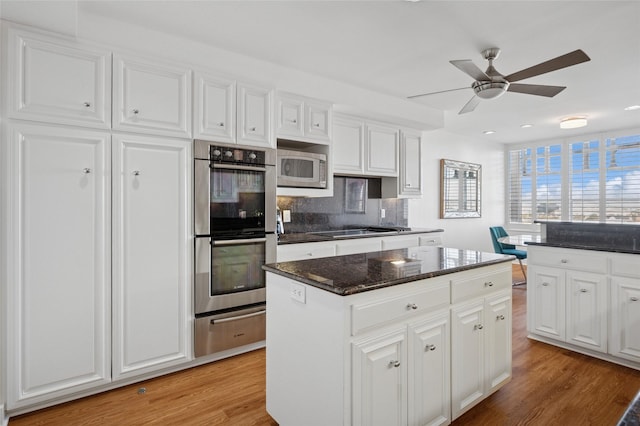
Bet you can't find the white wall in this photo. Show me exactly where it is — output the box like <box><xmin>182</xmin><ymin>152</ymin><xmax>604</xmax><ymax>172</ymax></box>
<box><xmin>409</xmin><ymin>129</ymin><xmax>506</xmax><ymax>253</ymax></box>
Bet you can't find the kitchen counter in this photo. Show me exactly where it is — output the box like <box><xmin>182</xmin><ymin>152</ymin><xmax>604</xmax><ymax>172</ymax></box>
<box><xmin>263</xmin><ymin>245</ymin><xmax>513</xmax><ymax>295</ymax></box>
<box><xmin>276</xmin><ymin>227</ymin><xmax>444</xmax><ymax>245</ymax></box>
<box><xmin>526</xmin><ymin>240</ymin><xmax>640</xmax><ymax>255</ymax></box>
<box><xmin>530</xmin><ymin>221</ymin><xmax>640</xmax><ymax>255</ymax></box>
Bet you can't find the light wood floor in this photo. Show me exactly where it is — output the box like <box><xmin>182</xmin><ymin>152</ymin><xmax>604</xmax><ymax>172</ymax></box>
<box><xmin>10</xmin><ymin>266</ymin><xmax>640</xmax><ymax>425</ymax></box>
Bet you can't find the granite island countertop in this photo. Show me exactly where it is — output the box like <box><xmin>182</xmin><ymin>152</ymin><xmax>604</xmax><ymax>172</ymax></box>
<box><xmin>277</xmin><ymin>227</ymin><xmax>444</xmax><ymax>245</ymax></box>
<box><xmin>263</xmin><ymin>245</ymin><xmax>514</xmax><ymax>295</ymax></box>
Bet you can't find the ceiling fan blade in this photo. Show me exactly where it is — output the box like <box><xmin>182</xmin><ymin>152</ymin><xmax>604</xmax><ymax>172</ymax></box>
<box><xmin>459</xmin><ymin>96</ymin><xmax>481</xmax><ymax>114</ymax></box>
<box><xmin>507</xmin><ymin>83</ymin><xmax>566</xmax><ymax>97</ymax></box>
<box><xmin>450</xmin><ymin>60</ymin><xmax>490</xmax><ymax>81</ymax></box>
<box><xmin>505</xmin><ymin>49</ymin><xmax>590</xmax><ymax>82</ymax></box>
<box><xmin>407</xmin><ymin>87</ymin><xmax>470</xmax><ymax>99</ymax></box>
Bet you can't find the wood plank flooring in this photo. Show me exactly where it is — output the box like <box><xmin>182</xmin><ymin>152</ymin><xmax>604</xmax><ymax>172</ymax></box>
<box><xmin>9</xmin><ymin>266</ymin><xmax>640</xmax><ymax>425</ymax></box>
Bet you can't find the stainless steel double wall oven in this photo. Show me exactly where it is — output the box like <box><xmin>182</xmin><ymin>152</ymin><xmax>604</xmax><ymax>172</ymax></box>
<box><xmin>193</xmin><ymin>140</ymin><xmax>277</xmax><ymax>357</ymax></box>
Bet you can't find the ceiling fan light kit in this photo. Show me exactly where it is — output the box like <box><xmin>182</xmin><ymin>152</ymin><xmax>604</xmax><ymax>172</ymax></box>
<box><xmin>409</xmin><ymin>47</ymin><xmax>591</xmax><ymax>115</ymax></box>
<box><xmin>560</xmin><ymin>117</ymin><xmax>588</xmax><ymax>129</ymax></box>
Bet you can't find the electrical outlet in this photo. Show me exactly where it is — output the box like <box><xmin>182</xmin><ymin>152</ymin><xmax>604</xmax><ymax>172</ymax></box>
<box><xmin>283</xmin><ymin>209</ymin><xmax>291</xmax><ymax>223</ymax></box>
<box><xmin>381</xmin><ymin>208</ymin><xmax>386</xmax><ymax>219</ymax></box>
<box><xmin>290</xmin><ymin>282</ymin><xmax>306</xmax><ymax>303</ymax></box>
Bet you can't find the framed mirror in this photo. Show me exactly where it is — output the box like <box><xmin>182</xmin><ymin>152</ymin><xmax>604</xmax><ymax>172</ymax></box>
<box><xmin>440</xmin><ymin>159</ymin><xmax>481</xmax><ymax>218</ymax></box>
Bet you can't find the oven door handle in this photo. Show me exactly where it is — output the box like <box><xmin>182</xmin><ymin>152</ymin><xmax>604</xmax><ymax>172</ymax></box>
<box><xmin>211</xmin><ymin>163</ymin><xmax>267</xmax><ymax>172</ymax></box>
<box><xmin>211</xmin><ymin>309</ymin><xmax>266</xmax><ymax>324</ymax></box>
<box><xmin>212</xmin><ymin>237</ymin><xmax>267</xmax><ymax>246</ymax></box>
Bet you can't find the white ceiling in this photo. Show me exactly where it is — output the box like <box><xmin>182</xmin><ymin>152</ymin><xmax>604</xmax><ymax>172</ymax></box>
<box><xmin>14</xmin><ymin>1</ymin><xmax>640</xmax><ymax>144</ymax></box>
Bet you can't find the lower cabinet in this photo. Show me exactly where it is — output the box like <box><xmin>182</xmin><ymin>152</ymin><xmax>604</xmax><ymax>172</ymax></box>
<box><xmin>610</xmin><ymin>276</ymin><xmax>640</xmax><ymax>362</ymax></box>
<box><xmin>352</xmin><ymin>312</ymin><xmax>450</xmax><ymax>426</ymax></box>
<box><xmin>3</xmin><ymin>124</ymin><xmax>192</xmax><ymax>410</ymax></box>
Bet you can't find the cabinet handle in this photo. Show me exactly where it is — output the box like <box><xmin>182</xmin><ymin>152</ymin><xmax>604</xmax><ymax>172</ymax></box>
<box><xmin>426</xmin><ymin>344</ymin><xmax>436</xmax><ymax>352</ymax></box>
<box><xmin>542</xmin><ymin>282</ymin><xmax>549</xmax><ymax>287</ymax></box>
<box><xmin>306</xmin><ymin>252</ymin><xmax>313</xmax><ymax>256</ymax></box>
<box><xmin>561</xmin><ymin>259</ymin><xmax>568</xmax><ymax>263</ymax></box>
<box><xmin>474</xmin><ymin>324</ymin><xmax>483</xmax><ymax>330</ymax></box>
<box><xmin>484</xmin><ymin>281</ymin><xmax>494</xmax><ymax>287</ymax></box>
<box><xmin>133</xmin><ymin>109</ymin><xmax>140</xmax><ymax>115</ymax></box>
<box><xmin>631</xmin><ymin>297</ymin><xmax>639</xmax><ymax>302</ymax></box>
<box><xmin>406</xmin><ymin>303</ymin><xmax>418</xmax><ymax>310</ymax></box>
<box><xmin>388</xmin><ymin>360</ymin><xmax>401</xmax><ymax>368</ymax></box>
<box><xmin>83</xmin><ymin>102</ymin><xmax>91</xmax><ymax>107</ymax></box>
<box><xmin>580</xmin><ymin>288</ymin><xmax>588</xmax><ymax>293</ymax></box>
<box><xmin>497</xmin><ymin>314</ymin><xmax>505</xmax><ymax>321</ymax></box>
<box><xmin>133</xmin><ymin>170</ymin><xmax>140</xmax><ymax>176</ymax></box>
<box><xmin>82</xmin><ymin>168</ymin><xmax>91</xmax><ymax>174</ymax></box>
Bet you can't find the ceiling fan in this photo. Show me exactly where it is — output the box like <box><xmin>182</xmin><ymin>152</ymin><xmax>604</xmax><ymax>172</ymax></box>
<box><xmin>408</xmin><ymin>48</ymin><xmax>591</xmax><ymax>114</ymax></box>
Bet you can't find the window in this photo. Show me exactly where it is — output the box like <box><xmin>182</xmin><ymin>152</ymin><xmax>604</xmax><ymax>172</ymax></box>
<box><xmin>507</xmin><ymin>132</ymin><xmax>640</xmax><ymax>224</ymax></box>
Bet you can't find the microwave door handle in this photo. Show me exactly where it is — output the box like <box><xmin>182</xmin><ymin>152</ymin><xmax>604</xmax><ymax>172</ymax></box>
<box><xmin>211</xmin><ymin>163</ymin><xmax>267</xmax><ymax>172</ymax></box>
<box><xmin>212</xmin><ymin>238</ymin><xmax>267</xmax><ymax>246</ymax></box>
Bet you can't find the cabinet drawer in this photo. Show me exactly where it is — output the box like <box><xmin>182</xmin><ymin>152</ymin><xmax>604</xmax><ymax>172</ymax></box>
<box><xmin>277</xmin><ymin>242</ymin><xmax>336</xmax><ymax>262</ymax></box>
<box><xmin>529</xmin><ymin>247</ymin><xmax>607</xmax><ymax>273</ymax></box>
<box><xmin>351</xmin><ymin>281</ymin><xmax>449</xmax><ymax>335</ymax></box>
<box><xmin>611</xmin><ymin>253</ymin><xmax>640</xmax><ymax>278</ymax></box>
<box><xmin>451</xmin><ymin>268</ymin><xmax>511</xmax><ymax>304</ymax></box>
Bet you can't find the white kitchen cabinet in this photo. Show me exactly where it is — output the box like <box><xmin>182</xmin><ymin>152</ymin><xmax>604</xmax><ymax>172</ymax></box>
<box><xmin>237</xmin><ymin>83</ymin><xmax>274</xmax><ymax>147</ymax></box>
<box><xmin>399</xmin><ymin>130</ymin><xmax>422</xmax><ymax>196</ymax></box>
<box><xmin>419</xmin><ymin>234</ymin><xmax>443</xmax><ymax>246</ymax></box>
<box><xmin>333</xmin><ymin>115</ymin><xmax>365</xmax><ymax>173</ymax></box>
<box><xmin>336</xmin><ymin>237</ymin><xmax>383</xmax><ymax>255</ymax></box>
<box><xmin>112</xmin><ymin>133</ymin><xmax>192</xmax><ymax>379</ymax></box>
<box><xmin>366</xmin><ymin>122</ymin><xmax>399</xmax><ymax>177</ymax></box>
<box><xmin>4</xmin><ymin>124</ymin><xmax>111</xmax><ymax>409</ymax></box>
<box><xmin>610</xmin><ymin>255</ymin><xmax>640</xmax><ymax>364</ymax></box>
<box><xmin>277</xmin><ymin>240</ymin><xmax>336</xmax><ymax>262</ymax></box>
<box><xmin>276</xmin><ymin>92</ymin><xmax>331</xmax><ymax>144</ymax></box>
<box><xmin>528</xmin><ymin>246</ymin><xmax>608</xmax><ymax>354</ymax></box>
<box><xmin>113</xmin><ymin>54</ymin><xmax>192</xmax><ymax>138</ymax></box>
<box><xmin>193</xmin><ymin>72</ymin><xmax>236</xmax><ymax>143</ymax></box>
<box><xmin>5</xmin><ymin>26</ymin><xmax>111</xmax><ymax>129</ymax></box>
<box><xmin>381</xmin><ymin>235</ymin><xmax>420</xmax><ymax>251</ymax></box>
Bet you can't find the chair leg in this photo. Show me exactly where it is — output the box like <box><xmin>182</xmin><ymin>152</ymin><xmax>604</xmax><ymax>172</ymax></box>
<box><xmin>514</xmin><ymin>258</ymin><xmax>527</xmax><ymax>286</ymax></box>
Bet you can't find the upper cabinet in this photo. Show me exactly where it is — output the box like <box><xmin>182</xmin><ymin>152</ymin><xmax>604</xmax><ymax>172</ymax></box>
<box><xmin>194</xmin><ymin>74</ymin><xmax>274</xmax><ymax>148</ymax></box>
<box><xmin>276</xmin><ymin>92</ymin><xmax>331</xmax><ymax>144</ymax></box>
<box><xmin>5</xmin><ymin>27</ymin><xmax>111</xmax><ymax>129</ymax></box>
<box><xmin>333</xmin><ymin>114</ymin><xmax>398</xmax><ymax>177</ymax></box>
<box><xmin>399</xmin><ymin>129</ymin><xmax>422</xmax><ymax>197</ymax></box>
<box><xmin>113</xmin><ymin>54</ymin><xmax>192</xmax><ymax>138</ymax></box>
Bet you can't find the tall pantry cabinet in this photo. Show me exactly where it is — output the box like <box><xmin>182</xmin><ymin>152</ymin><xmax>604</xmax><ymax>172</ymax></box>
<box><xmin>2</xmin><ymin>24</ymin><xmax>192</xmax><ymax>410</ymax></box>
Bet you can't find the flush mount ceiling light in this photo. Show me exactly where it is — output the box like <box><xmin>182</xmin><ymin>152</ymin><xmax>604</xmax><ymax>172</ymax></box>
<box><xmin>521</xmin><ymin>124</ymin><xmax>533</xmax><ymax>128</ymax></box>
<box><xmin>560</xmin><ymin>116</ymin><xmax>587</xmax><ymax>129</ymax></box>
<box><xmin>483</xmin><ymin>130</ymin><xmax>496</xmax><ymax>135</ymax></box>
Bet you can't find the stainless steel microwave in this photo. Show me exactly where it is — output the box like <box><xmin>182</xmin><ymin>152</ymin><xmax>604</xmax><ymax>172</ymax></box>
<box><xmin>277</xmin><ymin>149</ymin><xmax>327</xmax><ymax>189</ymax></box>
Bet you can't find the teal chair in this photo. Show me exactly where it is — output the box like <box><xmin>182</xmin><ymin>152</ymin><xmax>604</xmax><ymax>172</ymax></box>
<box><xmin>490</xmin><ymin>226</ymin><xmax>527</xmax><ymax>285</ymax></box>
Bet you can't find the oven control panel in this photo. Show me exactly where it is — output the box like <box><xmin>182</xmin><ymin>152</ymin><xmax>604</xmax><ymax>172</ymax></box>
<box><xmin>210</xmin><ymin>146</ymin><xmax>265</xmax><ymax>165</ymax></box>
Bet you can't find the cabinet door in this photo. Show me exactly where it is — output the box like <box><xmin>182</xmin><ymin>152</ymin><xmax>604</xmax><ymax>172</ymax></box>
<box><xmin>485</xmin><ymin>292</ymin><xmax>512</xmax><ymax>393</ymax></box>
<box><xmin>237</xmin><ymin>83</ymin><xmax>273</xmax><ymax>147</ymax></box>
<box><xmin>276</xmin><ymin>95</ymin><xmax>304</xmax><ymax>138</ymax></box>
<box><xmin>399</xmin><ymin>130</ymin><xmax>422</xmax><ymax>196</ymax></box>
<box><xmin>366</xmin><ymin>123</ymin><xmax>399</xmax><ymax>176</ymax></box>
<box><xmin>529</xmin><ymin>266</ymin><xmax>565</xmax><ymax>340</ymax></box>
<box><xmin>7</xmin><ymin>27</ymin><xmax>111</xmax><ymax>129</ymax></box>
<box><xmin>610</xmin><ymin>277</ymin><xmax>640</xmax><ymax>362</ymax></box>
<box><xmin>113</xmin><ymin>55</ymin><xmax>192</xmax><ymax>138</ymax></box>
<box><xmin>5</xmin><ymin>124</ymin><xmax>110</xmax><ymax>408</ymax></box>
<box><xmin>333</xmin><ymin>116</ymin><xmax>365</xmax><ymax>173</ymax></box>
<box><xmin>451</xmin><ymin>300</ymin><xmax>485</xmax><ymax>419</ymax></box>
<box><xmin>112</xmin><ymin>134</ymin><xmax>192</xmax><ymax>379</ymax></box>
<box><xmin>408</xmin><ymin>313</ymin><xmax>450</xmax><ymax>426</ymax></box>
<box><xmin>352</xmin><ymin>330</ymin><xmax>407</xmax><ymax>426</ymax></box>
<box><xmin>305</xmin><ymin>101</ymin><xmax>331</xmax><ymax>143</ymax></box>
<box><xmin>566</xmin><ymin>271</ymin><xmax>607</xmax><ymax>352</ymax></box>
<box><xmin>194</xmin><ymin>72</ymin><xmax>235</xmax><ymax>143</ymax></box>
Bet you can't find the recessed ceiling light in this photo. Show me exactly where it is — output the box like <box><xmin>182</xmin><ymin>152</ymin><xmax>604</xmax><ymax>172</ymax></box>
<box><xmin>520</xmin><ymin>124</ymin><xmax>533</xmax><ymax>128</ymax></box>
<box><xmin>624</xmin><ymin>105</ymin><xmax>640</xmax><ymax>111</ymax></box>
<box><xmin>483</xmin><ymin>130</ymin><xmax>496</xmax><ymax>135</ymax></box>
<box><xmin>560</xmin><ymin>117</ymin><xmax>587</xmax><ymax>129</ymax></box>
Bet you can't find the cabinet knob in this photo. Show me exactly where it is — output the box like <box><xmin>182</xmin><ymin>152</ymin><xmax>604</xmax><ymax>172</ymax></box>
<box><xmin>249</xmin><ymin>126</ymin><xmax>257</xmax><ymax>131</ymax></box>
<box><xmin>133</xmin><ymin>109</ymin><xmax>140</xmax><ymax>115</ymax></box>
<box><xmin>388</xmin><ymin>360</ymin><xmax>401</xmax><ymax>368</ymax></box>
<box><xmin>288</xmin><ymin>119</ymin><xmax>297</xmax><ymax>124</ymax></box>
<box><xmin>82</xmin><ymin>168</ymin><xmax>91</xmax><ymax>174</ymax></box>
<box><xmin>133</xmin><ymin>170</ymin><xmax>140</xmax><ymax>176</ymax></box>
<box><xmin>306</xmin><ymin>252</ymin><xmax>313</xmax><ymax>257</ymax></box>
<box><xmin>406</xmin><ymin>303</ymin><xmax>418</xmax><ymax>310</ymax></box>
<box><xmin>217</xmin><ymin>122</ymin><xmax>225</xmax><ymax>127</ymax></box>
<box><xmin>426</xmin><ymin>344</ymin><xmax>436</xmax><ymax>352</ymax></box>
<box><xmin>497</xmin><ymin>314</ymin><xmax>505</xmax><ymax>321</ymax></box>
<box><xmin>561</xmin><ymin>259</ymin><xmax>568</xmax><ymax>263</ymax></box>
<box><xmin>83</xmin><ymin>102</ymin><xmax>91</xmax><ymax>107</ymax></box>
<box><xmin>474</xmin><ymin>324</ymin><xmax>483</xmax><ymax>330</ymax></box>
<box><xmin>484</xmin><ymin>281</ymin><xmax>494</xmax><ymax>287</ymax></box>
<box><xmin>580</xmin><ymin>288</ymin><xmax>588</xmax><ymax>293</ymax></box>
<box><xmin>313</xmin><ymin>123</ymin><xmax>320</xmax><ymax>127</ymax></box>
<box><xmin>542</xmin><ymin>282</ymin><xmax>549</xmax><ymax>287</ymax></box>
<box><xmin>630</xmin><ymin>297</ymin><xmax>639</xmax><ymax>302</ymax></box>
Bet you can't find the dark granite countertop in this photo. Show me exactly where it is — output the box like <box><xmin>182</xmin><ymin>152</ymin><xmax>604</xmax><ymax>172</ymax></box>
<box><xmin>617</xmin><ymin>390</ymin><xmax>640</xmax><ymax>425</ymax></box>
<box><xmin>531</xmin><ymin>221</ymin><xmax>640</xmax><ymax>255</ymax></box>
<box><xmin>263</xmin><ymin>245</ymin><xmax>514</xmax><ymax>296</ymax></box>
<box><xmin>277</xmin><ymin>227</ymin><xmax>444</xmax><ymax>245</ymax></box>
<box><xmin>526</xmin><ymin>240</ymin><xmax>640</xmax><ymax>255</ymax></box>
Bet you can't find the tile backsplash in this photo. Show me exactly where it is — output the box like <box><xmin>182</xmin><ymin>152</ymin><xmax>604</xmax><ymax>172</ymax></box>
<box><xmin>277</xmin><ymin>176</ymin><xmax>408</xmax><ymax>233</ymax></box>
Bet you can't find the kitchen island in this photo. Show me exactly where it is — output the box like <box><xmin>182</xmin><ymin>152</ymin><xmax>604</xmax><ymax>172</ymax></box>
<box><xmin>263</xmin><ymin>245</ymin><xmax>515</xmax><ymax>426</ymax></box>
